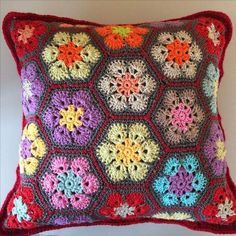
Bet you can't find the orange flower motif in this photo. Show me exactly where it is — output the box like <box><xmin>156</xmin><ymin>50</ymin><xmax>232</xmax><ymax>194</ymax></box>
<box><xmin>96</xmin><ymin>25</ymin><xmax>149</xmax><ymax>49</ymax></box>
<box><xmin>166</xmin><ymin>39</ymin><xmax>190</xmax><ymax>65</ymax></box>
<box><xmin>116</xmin><ymin>73</ymin><xmax>140</xmax><ymax>97</ymax></box>
<box><xmin>17</xmin><ymin>25</ymin><xmax>35</xmax><ymax>44</ymax></box>
<box><xmin>57</xmin><ymin>42</ymin><xmax>83</xmax><ymax>67</ymax></box>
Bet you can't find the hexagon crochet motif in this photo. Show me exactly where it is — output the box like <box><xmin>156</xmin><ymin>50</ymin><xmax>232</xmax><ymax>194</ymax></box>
<box><xmin>1</xmin><ymin>11</ymin><xmax>236</xmax><ymax>236</ymax></box>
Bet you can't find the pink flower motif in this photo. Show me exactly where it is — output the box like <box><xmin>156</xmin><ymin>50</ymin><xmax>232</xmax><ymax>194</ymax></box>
<box><xmin>71</xmin><ymin>157</ymin><xmax>90</xmax><ymax>176</ymax></box>
<box><xmin>51</xmin><ymin>156</ymin><xmax>69</xmax><ymax>174</ymax></box>
<box><xmin>41</xmin><ymin>173</ymin><xmax>58</xmax><ymax>193</ymax></box>
<box><xmin>82</xmin><ymin>174</ymin><xmax>99</xmax><ymax>194</ymax></box>
<box><xmin>70</xmin><ymin>194</ymin><xmax>90</xmax><ymax>210</ymax></box>
<box><xmin>51</xmin><ymin>192</ymin><xmax>68</xmax><ymax>209</ymax></box>
<box><xmin>41</xmin><ymin>156</ymin><xmax>100</xmax><ymax>210</ymax></box>
<box><xmin>171</xmin><ymin>103</ymin><xmax>193</xmax><ymax>133</ymax></box>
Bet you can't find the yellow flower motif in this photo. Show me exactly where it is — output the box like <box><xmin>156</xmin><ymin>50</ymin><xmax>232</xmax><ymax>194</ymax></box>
<box><xmin>97</xmin><ymin>123</ymin><xmax>160</xmax><ymax>182</ymax></box>
<box><xmin>42</xmin><ymin>32</ymin><xmax>101</xmax><ymax>81</ymax></box>
<box><xmin>20</xmin><ymin>158</ymin><xmax>39</xmax><ymax>175</ymax></box>
<box><xmin>31</xmin><ymin>138</ymin><xmax>46</xmax><ymax>158</ymax></box>
<box><xmin>23</xmin><ymin>123</ymin><xmax>38</xmax><ymax>141</ymax></box>
<box><xmin>19</xmin><ymin>123</ymin><xmax>47</xmax><ymax>175</ymax></box>
<box><xmin>59</xmin><ymin>105</ymin><xmax>84</xmax><ymax>131</ymax></box>
<box><xmin>216</xmin><ymin>139</ymin><xmax>226</xmax><ymax>161</ymax></box>
<box><xmin>152</xmin><ymin>212</ymin><xmax>194</xmax><ymax>221</ymax></box>
<box><xmin>116</xmin><ymin>138</ymin><xmax>141</xmax><ymax>166</ymax></box>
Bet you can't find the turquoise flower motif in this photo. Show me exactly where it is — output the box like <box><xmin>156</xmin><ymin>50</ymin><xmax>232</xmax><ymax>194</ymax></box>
<box><xmin>180</xmin><ymin>192</ymin><xmax>198</xmax><ymax>207</ymax></box>
<box><xmin>162</xmin><ymin>193</ymin><xmax>178</xmax><ymax>206</ymax></box>
<box><xmin>182</xmin><ymin>154</ymin><xmax>199</xmax><ymax>173</ymax></box>
<box><xmin>153</xmin><ymin>154</ymin><xmax>207</xmax><ymax>207</ymax></box>
<box><xmin>57</xmin><ymin>170</ymin><xmax>83</xmax><ymax>198</ymax></box>
<box><xmin>12</xmin><ymin>196</ymin><xmax>31</xmax><ymax>222</ymax></box>
<box><xmin>202</xmin><ymin>63</ymin><xmax>220</xmax><ymax>114</ymax></box>
<box><xmin>192</xmin><ymin>172</ymin><xmax>207</xmax><ymax>191</ymax></box>
<box><xmin>153</xmin><ymin>177</ymin><xmax>170</xmax><ymax>194</ymax></box>
<box><xmin>163</xmin><ymin>156</ymin><xmax>180</xmax><ymax>176</ymax></box>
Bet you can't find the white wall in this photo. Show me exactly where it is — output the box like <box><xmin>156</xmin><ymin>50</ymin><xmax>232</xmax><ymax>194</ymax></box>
<box><xmin>1</xmin><ymin>1</ymin><xmax>236</xmax><ymax>235</ymax></box>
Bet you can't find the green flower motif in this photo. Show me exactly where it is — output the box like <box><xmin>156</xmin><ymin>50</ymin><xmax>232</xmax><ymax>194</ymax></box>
<box><xmin>12</xmin><ymin>196</ymin><xmax>31</xmax><ymax>222</ymax></box>
<box><xmin>112</xmin><ymin>26</ymin><xmax>132</xmax><ymax>38</ymax></box>
<box><xmin>57</xmin><ymin>170</ymin><xmax>83</xmax><ymax>198</ymax></box>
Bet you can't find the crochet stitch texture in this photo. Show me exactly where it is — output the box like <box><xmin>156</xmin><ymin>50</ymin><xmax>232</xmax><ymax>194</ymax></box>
<box><xmin>1</xmin><ymin>11</ymin><xmax>236</xmax><ymax>235</ymax></box>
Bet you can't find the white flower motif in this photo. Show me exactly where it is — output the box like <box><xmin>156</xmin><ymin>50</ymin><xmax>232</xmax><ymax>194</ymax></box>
<box><xmin>114</xmin><ymin>203</ymin><xmax>135</xmax><ymax>218</ymax></box>
<box><xmin>151</xmin><ymin>31</ymin><xmax>202</xmax><ymax>80</ymax></box>
<box><xmin>98</xmin><ymin>59</ymin><xmax>156</xmax><ymax>112</ymax></box>
<box><xmin>22</xmin><ymin>80</ymin><xmax>33</xmax><ymax>100</ymax></box>
<box><xmin>207</xmin><ymin>24</ymin><xmax>221</xmax><ymax>46</ymax></box>
<box><xmin>217</xmin><ymin>198</ymin><xmax>235</xmax><ymax>220</ymax></box>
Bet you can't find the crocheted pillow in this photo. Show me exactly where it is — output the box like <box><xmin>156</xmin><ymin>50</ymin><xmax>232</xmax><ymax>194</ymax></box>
<box><xmin>1</xmin><ymin>11</ymin><xmax>236</xmax><ymax>235</ymax></box>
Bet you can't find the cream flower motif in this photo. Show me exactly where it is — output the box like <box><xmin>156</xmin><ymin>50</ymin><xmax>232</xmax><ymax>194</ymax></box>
<box><xmin>42</xmin><ymin>32</ymin><xmax>101</xmax><ymax>81</ymax></box>
<box><xmin>152</xmin><ymin>211</ymin><xmax>194</xmax><ymax>221</ymax></box>
<box><xmin>202</xmin><ymin>63</ymin><xmax>220</xmax><ymax>114</ymax></box>
<box><xmin>151</xmin><ymin>31</ymin><xmax>202</xmax><ymax>80</ymax></box>
<box><xmin>98</xmin><ymin>60</ymin><xmax>156</xmax><ymax>113</ymax></box>
<box><xmin>96</xmin><ymin>122</ymin><xmax>160</xmax><ymax>182</ymax></box>
<box><xmin>155</xmin><ymin>89</ymin><xmax>205</xmax><ymax>145</ymax></box>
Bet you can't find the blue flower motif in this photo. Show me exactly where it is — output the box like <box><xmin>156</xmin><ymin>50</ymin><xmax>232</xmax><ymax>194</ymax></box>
<box><xmin>12</xmin><ymin>196</ymin><xmax>31</xmax><ymax>222</ymax></box>
<box><xmin>153</xmin><ymin>153</ymin><xmax>207</xmax><ymax>208</ymax></box>
<box><xmin>202</xmin><ymin>63</ymin><xmax>219</xmax><ymax>114</ymax></box>
<box><xmin>162</xmin><ymin>193</ymin><xmax>178</xmax><ymax>206</ymax></box>
<box><xmin>57</xmin><ymin>170</ymin><xmax>83</xmax><ymax>198</ymax></box>
<box><xmin>163</xmin><ymin>156</ymin><xmax>180</xmax><ymax>176</ymax></box>
<box><xmin>153</xmin><ymin>177</ymin><xmax>170</xmax><ymax>194</ymax></box>
<box><xmin>192</xmin><ymin>172</ymin><xmax>207</xmax><ymax>191</ymax></box>
<box><xmin>182</xmin><ymin>154</ymin><xmax>199</xmax><ymax>173</ymax></box>
<box><xmin>180</xmin><ymin>192</ymin><xmax>198</xmax><ymax>207</ymax></box>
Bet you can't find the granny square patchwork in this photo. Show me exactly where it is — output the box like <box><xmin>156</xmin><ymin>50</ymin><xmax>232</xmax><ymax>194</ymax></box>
<box><xmin>1</xmin><ymin>11</ymin><xmax>236</xmax><ymax>235</ymax></box>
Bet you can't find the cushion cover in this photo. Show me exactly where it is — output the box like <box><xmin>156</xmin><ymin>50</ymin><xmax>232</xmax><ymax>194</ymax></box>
<box><xmin>1</xmin><ymin>10</ymin><xmax>236</xmax><ymax>235</ymax></box>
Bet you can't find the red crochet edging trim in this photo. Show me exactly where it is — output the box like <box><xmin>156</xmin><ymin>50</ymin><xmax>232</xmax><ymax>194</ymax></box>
<box><xmin>1</xmin><ymin>10</ymin><xmax>236</xmax><ymax>236</ymax></box>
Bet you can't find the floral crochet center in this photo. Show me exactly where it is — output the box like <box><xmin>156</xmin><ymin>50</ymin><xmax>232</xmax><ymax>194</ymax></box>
<box><xmin>166</xmin><ymin>39</ymin><xmax>190</xmax><ymax>65</ymax></box>
<box><xmin>112</xmin><ymin>26</ymin><xmax>132</xmax><ymax>38</ymax></box>
<box><xmin>116</xmin><ymin>73</ymin><xmax>140</xmax><ymax>97</ymax></box>
<box><xmin>57</xmin><ymin>42</ymin><xmax>83</xmax><ymax>67</ymax></box>
<box><xmin>18</xmin><ymin>25</ymin><xmax>34</xmax><ymax>44</ymax></box>
<box><xmin>207</xmin><ymin>24</ymin><xmax>221</xmax><ymax>46</ymax></box>
<box><xmin>59</xmin><ymin>105</ymin><xmax>84</xmax><ymax>131</ymax></box>
<box><xmin>171</xmin><ymin>102</ymin><xmax>193</xmax><ymax>133</ymax></box>
<box><xmin>216</xmin><ymin>139</ymin><xmax>227</xmax><ymax>161</ymax></box>
<box><xmin>116</xmin><ymin>138</ymin><xmax>141</xmax><ymax>166</ymax></box>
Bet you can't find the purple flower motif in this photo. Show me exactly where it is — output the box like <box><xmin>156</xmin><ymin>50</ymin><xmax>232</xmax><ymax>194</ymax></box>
<box><xmin>19</xmin><ymin>138</ymin><xmax>32</xmax><ymax>159</ymax></box>
<box><xmin>53</xmin><ymin>215</ymin><xmax>93</xmax><ymax>225</ymax></box>
<box><xmin>54</xmin><ymin>216</ymin><xmax>69</xmax><ymax>225</ymax></box>
<box><xmin>21</xmin><ymin>63</ymin><xmax>44</xmax><ymax>116</ymax></box>
<box><xmin>43</xmin><ymin>90</ymin><xmax>102</xmax><ymax>146</ymax></box>
<box><xmin>204</xmin><ymin>122</ymin><xmax>227</xmax><ymax>176</ymax></box>
<box><xmin>149</xmin><ymin>20</ymin><xmax>185</xmax><ymax>28</ymax></box>
<box><xmin>21</xmin><ymin>63</ymin><xmax>37</xmax><ymax>81</ymax></box>
<box><xmin>169</xmin><ymin>167</ymin><xmax>193</xmax><ymax>197</ymax></box>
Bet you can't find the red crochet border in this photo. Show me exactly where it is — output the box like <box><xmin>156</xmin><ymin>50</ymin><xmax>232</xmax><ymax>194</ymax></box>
<box><xmin>1</xmin><ymin>10</ymin><xmax>236</xmax><ymax>236</ymax></box>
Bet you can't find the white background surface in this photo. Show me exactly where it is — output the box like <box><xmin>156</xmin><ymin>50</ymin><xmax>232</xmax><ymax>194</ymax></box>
<box><xmin>1</xmin><ymin>1</ymin><xmax>236</xmax><ymax>235</ymax></box>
